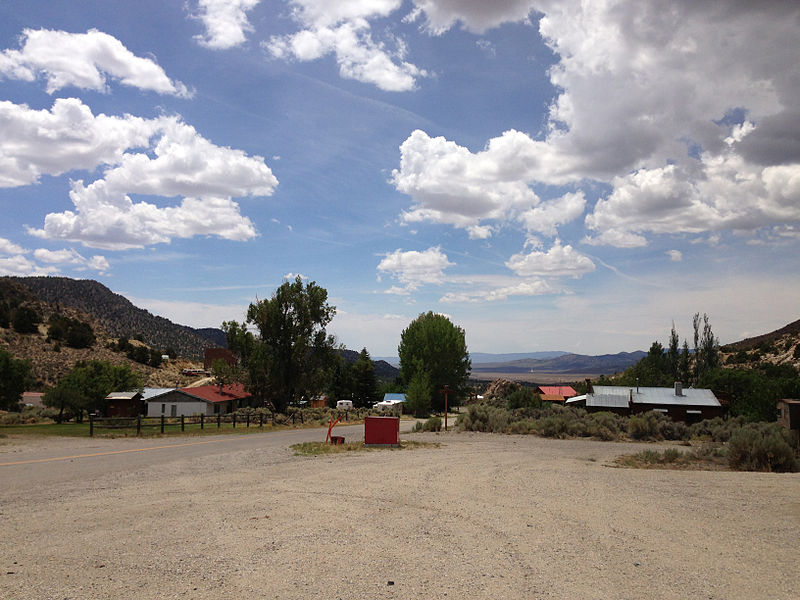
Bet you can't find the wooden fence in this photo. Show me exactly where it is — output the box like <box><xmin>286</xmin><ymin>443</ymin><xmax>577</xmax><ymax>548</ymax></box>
<box><xmin>88</xmin><ymin>411</ymin><xmax>306</xmax><ymax>436</ymax></box>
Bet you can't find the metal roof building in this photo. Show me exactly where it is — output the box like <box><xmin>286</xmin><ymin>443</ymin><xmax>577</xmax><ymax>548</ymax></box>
<box><xmin>566</xmin><ymin>383</ymin><xmax>723</xmax><ymax>422</ymax></box>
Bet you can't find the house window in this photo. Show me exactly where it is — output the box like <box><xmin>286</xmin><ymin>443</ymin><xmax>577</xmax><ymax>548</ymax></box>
<box><xmin>170</xmin><ymin>404</ymin><xmax>177</xmax><ymax>417</ymax></box>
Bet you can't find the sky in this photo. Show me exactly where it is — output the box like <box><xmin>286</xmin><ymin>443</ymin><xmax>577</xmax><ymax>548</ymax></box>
<box><xmin>1</xmin><ymin>1</ymin><xmax>799</xmax><ymax>358</ymax></box>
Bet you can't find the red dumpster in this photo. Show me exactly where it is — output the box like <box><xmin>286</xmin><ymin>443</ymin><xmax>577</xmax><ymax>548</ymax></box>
<box><xmin>364</xmin><ymin>416</ymin><xmax>399</xmax><ymax>447</ymax></box>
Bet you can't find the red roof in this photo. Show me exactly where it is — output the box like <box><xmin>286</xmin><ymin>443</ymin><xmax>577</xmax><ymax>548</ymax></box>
<box><xmin>538</xmin><ymin>385</ymin><xmax>577</xmax><ymax>398</ymax></box>
<box><xmin>179</xmin><ymin>383</ymin><xmax>251</xmax><ymax>404</ymax></box>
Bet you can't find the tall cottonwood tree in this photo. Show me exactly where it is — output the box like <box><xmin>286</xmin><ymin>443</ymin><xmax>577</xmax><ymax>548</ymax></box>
<box><xmin>239</xmin><ymin>277</ymin><xmax>337</xmax><ymax>413</ymax></box>
<box><xmin>398</xmin><ymin>311</ymin><xmax>470</xmax><ymax>412</ymax></box>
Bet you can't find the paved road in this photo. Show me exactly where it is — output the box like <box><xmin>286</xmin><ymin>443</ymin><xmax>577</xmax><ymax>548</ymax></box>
<box><xmin>0</xmin><ymin>421</ymin><xmax>415</xmax><ymax>495</ymax></box>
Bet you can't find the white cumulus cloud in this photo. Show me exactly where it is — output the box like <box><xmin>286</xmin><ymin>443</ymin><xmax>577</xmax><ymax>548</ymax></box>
<box><xmin>409</xmin><ymin>0</ymin><xmax>537</xmax><ymax>34</ymax></box>
<box><xmin>506</xmin><ymin>241</ymin><xmax>595</xmax><ymax>278</ymax></box>
<box><xmin>0</xmin><ymin>98</ymin><xmax>158</xmax><ymax>188</ymax></box>
<box><xmin>265</xmin><ymin>0</ymin><xmax>426</xmax><ymax>91</ymax></box>
<box><xmin>0</xmin><ymin>29</ymin><xmax>191</xmax><ymax>97</ymax></box>
<box><xmin>392</xmin><ymin>1</ymin><xmax>800</xmax><ymax>248</ymax></box>
<box><xmin>192</xmin><ymin>0</ymin><xmax>261</xmax><ymax>49</ymax></box>
<box><xmin>0</xmin><ymin>237</ymin><xmax>109</xmax><ymax>275</ymax></box>
<box><xmin>393</xmin><ymin>129</ymin><xmax>568</xmax><ymax>239</ymax></box>
<box><xmin>0</xmin><ymin>98</ymin><xmax>278</xmax><ymax>249</ymax></box>
<box><xmin>377</xmin><ymin>246</ymin><xmax>453</xmax><ymax>292</ymax></box>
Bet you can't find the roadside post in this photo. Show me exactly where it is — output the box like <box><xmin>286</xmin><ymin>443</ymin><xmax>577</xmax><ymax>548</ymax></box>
<box><xmin>440</xmin><ymin>385</ymin><xmax>451</xmax><ymax>431</ymax></box>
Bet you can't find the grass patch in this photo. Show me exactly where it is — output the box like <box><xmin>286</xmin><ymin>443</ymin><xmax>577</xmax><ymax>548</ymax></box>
<box><xmin>0</xmin><ymin>422</ymin><xmax>93</xmax><ymax>437</ymax></box>
<box><xmin>0</xmin><ymin>421</ymin><xmax>290</xmax><ymax>439</ymax></box>
<box><xmin>615</xmin><ymin>445</ymin><xmax>728</xmax><ymax>470</ymax></box>
<box><xmin>291</xmin><ymin>439</ymin><xmax>439</xmax><ymax>456</ymax></box>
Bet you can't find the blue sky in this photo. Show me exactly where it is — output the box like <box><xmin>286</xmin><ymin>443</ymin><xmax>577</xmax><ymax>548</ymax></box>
<box><xmin>1</xmin><ymin>1</ymin><xmax>799</xmax><ymax>357</ymax></box>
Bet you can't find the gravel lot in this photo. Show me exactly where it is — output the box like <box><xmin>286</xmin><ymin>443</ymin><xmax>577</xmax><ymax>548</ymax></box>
<box><xmin>1</xmin><ymin>430</ymin><xmax>798</xmax><ymax>599</ymax></box>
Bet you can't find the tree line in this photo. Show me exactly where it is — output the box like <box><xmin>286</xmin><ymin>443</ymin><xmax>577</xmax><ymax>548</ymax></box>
<box><xmin>221</xmin><ymin>277</ymin><xmax>471</xmax><ymax>416</ymax></box>
<box><xmin>2</xmin><ymin>276</ymin><xmax>474</xmax><ymax>419</ymax></box>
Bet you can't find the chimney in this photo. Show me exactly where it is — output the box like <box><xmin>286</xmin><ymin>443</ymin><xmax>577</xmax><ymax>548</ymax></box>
<box><xmin>585</xmin><ymin>378</ymin><xmax>593</xmax><ymax>395</ymax></box>
<box><xmin>674</xmin><ymin>381</ymin><xmax>683</xmax><ymax>397</ymax></box>
<box><xmin>629</xmin><ymin>388</ymin><xmax>634</xmax><ymax>407</ymax></box>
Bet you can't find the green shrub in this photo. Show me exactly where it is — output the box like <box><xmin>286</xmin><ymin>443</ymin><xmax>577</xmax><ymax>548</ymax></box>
<box><xmin>688</xmin><ymin>416</ymin><xmax>747</xmax><ymax>442</ymax></box>
<box><xmin>506</xmin><ymin>419</ymin><xmax>536</xmax><ymax>434</ymax></box>
<box><xmin>628</xmin><ymin>411</ymin><xmax>688</xmax><ymax>441</ymax></box>
<box><xmin>727</xmin><ymin>423</ymin><xmax>798</xmax><ymax>472</ymax></box>
<box><xmin>11</xmin><ymin>305</ymin><xmax>41</xmax><ymax>334</ymax></box>
<box><xmin>628</xmin><ymin>411</ymin><xmax>661</xmax><ymax>440</ymax></box>
<box><xmin>505</xmin><ymin>388</ymin><xmax>541</xmax><ymax>410</ymax></box>
<box><xmin>457</xmin><ymin>404</ymin><xmax>510</xmax><ymax>433</ymax></box>
<box><xmin>586</xmin><ymin>411</ymin><xmax>625</xmax><ymax>441</ymax></box>
<box><xmin>414</xmin><ymin>416</ymin><xmax>442</xmax><ymax>432</ymax></box>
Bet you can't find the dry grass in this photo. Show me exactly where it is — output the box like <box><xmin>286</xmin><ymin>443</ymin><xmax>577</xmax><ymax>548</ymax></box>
<box><xmin>614</xmin><ymin>445</ymin><xmax>728</xmax><ymax>470</ymax></box>
<box><xmin>291</xmin><ymin>439</ymin><xmax>439</xmax><ymax>456</ymax></box>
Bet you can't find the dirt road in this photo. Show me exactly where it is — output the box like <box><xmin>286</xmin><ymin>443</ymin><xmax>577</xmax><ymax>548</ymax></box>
<box><xmin>1</xmin><ymin>430</ymin><xmax>798</xmax><ymax>599</ymax></box>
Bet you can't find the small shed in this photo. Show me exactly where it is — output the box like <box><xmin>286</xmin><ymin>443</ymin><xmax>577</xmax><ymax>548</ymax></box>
<box><xmin>777</xmin><ymin>399</ymin><xmax>800</xmax><ymax>431</ymax></box>
<box><xmin>105</xmin><ymin>391</ymin><xmax>144</xmax><ymax>417</ymax></box>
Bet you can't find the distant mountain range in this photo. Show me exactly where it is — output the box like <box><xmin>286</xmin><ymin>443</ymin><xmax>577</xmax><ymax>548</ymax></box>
<box><xmin>8</xmin><ymin>276</ymin><xmax>795</xmax><ymax>384</ymax></box>
<box><xmin>375</xmin><ymin>351</ymin><xmax>570</xmax><ymax>367</ymax></box>
<box><xmin>470</xmin><ymin>351</ymin><xmax>647</xmax><ymax>377</ymax></box>
<box><xmin>337</xmin><ymin>349</ymin><xmax>399</xmax><ymax>380</ymax></box>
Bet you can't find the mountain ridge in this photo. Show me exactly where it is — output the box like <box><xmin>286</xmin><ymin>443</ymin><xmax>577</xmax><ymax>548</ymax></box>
<box><xmin>7</xmin><ymin>276</ymin><xmax>222</xmax><ymax>359</ymax></box>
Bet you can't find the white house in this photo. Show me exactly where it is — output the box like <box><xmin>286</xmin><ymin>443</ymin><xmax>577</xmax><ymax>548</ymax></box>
<box><xmin>145</xmin><ymin>384</ymin><xmax>252</xmax><ymax>417</ymax></box>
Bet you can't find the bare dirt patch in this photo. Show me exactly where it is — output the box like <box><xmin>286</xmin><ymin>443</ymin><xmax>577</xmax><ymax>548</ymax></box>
<box><xmin>1</xmin><ymin>432</ymin><xmax>798</xmax><ymax>599</ymax></box>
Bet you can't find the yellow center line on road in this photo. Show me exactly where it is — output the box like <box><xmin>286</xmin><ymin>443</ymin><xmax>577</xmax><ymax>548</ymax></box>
<box><xmin>0</xmin><ymin>437</ymin><xmax>233</xmax><ymax>467</ymax></box>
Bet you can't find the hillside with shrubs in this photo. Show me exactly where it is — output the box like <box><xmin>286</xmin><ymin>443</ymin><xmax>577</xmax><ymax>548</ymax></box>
<box><xmin>0</xmin><ymin>278</ymin><xmax>211</xmax><ymax>390</ymax></box>
<box><xmin>6</xmin><ymin>276</ymin><xmax>223</xmax><ymax>359</ymax></box>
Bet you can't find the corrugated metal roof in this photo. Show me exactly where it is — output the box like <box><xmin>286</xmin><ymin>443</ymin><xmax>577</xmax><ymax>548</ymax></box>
<box><xmin>141</xmin><ymin>388</ymin><xmax>176</xmax><ymax>400</ymax></box>
<box><xmin>105</xmin><ymin>391</ymin><xmax>142</xmax><ymax>400</ymax></box>
<box><xmin>383</xmin><ymin>393</ymin><xmax>406</xmax><ymax>402</ymax></box>
<box><xmin>587</xmin><ymin>393</ymin><xmax>631</xmax><ymax>408</ymax></box>
<box><xmin>591</xmin><ymin>386</ymin><xmax>720</xmax><ymax>407</ymax></box>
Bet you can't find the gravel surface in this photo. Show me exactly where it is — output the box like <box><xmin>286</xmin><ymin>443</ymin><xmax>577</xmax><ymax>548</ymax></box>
<box><xmin>1</xmin><ymin>431</ymin><xmax>798</xmax><ymax>599</ymax></box>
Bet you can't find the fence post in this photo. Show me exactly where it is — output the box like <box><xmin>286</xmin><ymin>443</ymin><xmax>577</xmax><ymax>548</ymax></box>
<box><xmin>272</xmin><ymin>411</ymin><xmax>275</xmax><ymax>426</ymax></box>
<box><xmin>89</xmin><ymin>414</ymin><xmax>94</xmax><ymax>437</ymax></box>
<box><xmin>181</xmin><ymin>414</ymin><xmax>185</xmax><ymax>432</ymax></box>
<box><xmin>200</xmin><ymin>414</ymin><xmax>204</xmax><ymax>430</ymax></box>
<box><xmin>292</xmin><ymin>412</ymin><xmax>295</xmax><ymax>425</ymax></box>
<box><xmin>246</xmin><ymin>413</ymin><xmax>250</xmax><ymax>428</ymax></box>
<box><xmin>137</xmin><ymin>415</ymin><xmax>141</xmax><ymax>435</ymax></box>
<box><xmin>161</xmin><ymin>414</ymin><xmax>165</xmax><ymax>434</ymax></box>
<box><xmin>259</xmin><ymin>413</ymin><xmax>263</xmax><ymax>428</ymax></box>
<box><xmin>217</xmin><ymin>413</ymin><xmax>221</xmax><ymax>428</ymax></box>
<box><xmin>233</xmin><ymin>413</ymin><xmax>237</xmax><ymax>428</ymax></box>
